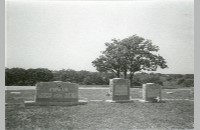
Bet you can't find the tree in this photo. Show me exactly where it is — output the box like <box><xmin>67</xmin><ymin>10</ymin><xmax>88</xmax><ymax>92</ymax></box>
<box><xmin>60</xmin><ymin>69</ymin><xmax>79</xmax><ymax>83</ymax></box>
<box><xmin>92</xmin><ymin>35</ymin><xmax>168</xmax><ymax>86</ymax></box>
<box><xmin>76</xmin><ymin>70</ymin><xmax>93</xmax><ymax>84</ymax></box>
<box><xmin>137</xmin><ymin>73</ymin><xmax>163</xmax><ymax>86</ymax></box>
<box><xmin>5</xmin><ymin>68</ymin><xmax>27</xmax><ymax>86</ymax></box>
<box><xmin>26</xmin><ymin>68</ymin><xmax>53</xmax><ymax>85</ymax></box>
<box><xmin>83</xmin><ymin>72</ymin><xmax>106</xmax><ymax>85</ymax></box>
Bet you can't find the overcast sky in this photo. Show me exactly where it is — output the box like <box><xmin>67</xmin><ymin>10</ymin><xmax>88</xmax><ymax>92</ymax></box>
<box><xmin>5</xmin><ymin>0</ymin><xmax>194</xmax><ymax>74</ymax></box>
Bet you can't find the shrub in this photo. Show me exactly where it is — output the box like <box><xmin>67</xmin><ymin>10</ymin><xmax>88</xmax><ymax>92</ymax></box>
<box><xmin>183</xmin><ymin>79</ymin><xmax>194</xmax><ymax>87</ymax></box>
<box><xmin>177</xmin><ymin>78</ymin><xmax>185</xmax><ymax>85</ymax></box>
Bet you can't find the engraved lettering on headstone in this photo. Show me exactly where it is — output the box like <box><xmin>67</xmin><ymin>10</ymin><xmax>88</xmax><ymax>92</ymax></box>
<box><xmin>49</xmin><ymin>88</ymin><xmax>69</xmax><ymax>92</ymax></box>
<box><xmin>53</xmin><ymin>93</ymin><xmax>63</xmax><ymax>98</ymax></box>
<box><xmin>114</xmin><ymin>85</ymin><xmax>128</xmax><ymax>95</ymax></box>
<box><xmin>147</xmin><ymin>86</ymin><xmax>160</xmax><ymax>98</ymax></box>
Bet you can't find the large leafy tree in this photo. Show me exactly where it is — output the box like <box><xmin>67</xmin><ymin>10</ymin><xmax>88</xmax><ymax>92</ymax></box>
<box><xmin>92</xmin><ymin>35</ymin><xmax>168</xmax><ymax>86</ymax></box>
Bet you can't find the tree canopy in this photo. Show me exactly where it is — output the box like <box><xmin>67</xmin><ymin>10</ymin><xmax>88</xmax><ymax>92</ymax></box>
<box><xmin>92</xmin><ymin>35</ymin><xmax>168</xmax><ymax>85</ymax></box>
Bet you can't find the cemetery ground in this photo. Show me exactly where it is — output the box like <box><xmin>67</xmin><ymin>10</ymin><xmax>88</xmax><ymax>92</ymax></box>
<box><xmin>6</xmin><ymin>86</ymin><xmax>194</xmax><ymax>130</ymax></box>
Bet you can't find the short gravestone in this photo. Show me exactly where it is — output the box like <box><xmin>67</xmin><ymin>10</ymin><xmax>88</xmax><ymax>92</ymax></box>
<box><xmin>106</xmin><ymin>78</ymin><xmax>133</xmax><ymax>103</ymax></box>
<box><xmin>141</xmin><ymin>83</ymin><xmax>162</xmax><ymax>103</ymax></box>
<box><xmin>25</xmin><ymin>81</ymin><xmax>87</xmax><ymax>106</ymax></box>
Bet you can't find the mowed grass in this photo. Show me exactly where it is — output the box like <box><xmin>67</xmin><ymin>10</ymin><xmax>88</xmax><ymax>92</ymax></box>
<box><xmin>6</xmin><ymin>87</ymin><xmax>194</xmax><ymax>130</ymax></box>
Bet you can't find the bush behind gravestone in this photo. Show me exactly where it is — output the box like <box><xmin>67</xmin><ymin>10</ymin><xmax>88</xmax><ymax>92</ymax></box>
<box><xmin>133</xmin><ymin>73</ymin><xmax>163</xmax><ymax>86</ymax></box>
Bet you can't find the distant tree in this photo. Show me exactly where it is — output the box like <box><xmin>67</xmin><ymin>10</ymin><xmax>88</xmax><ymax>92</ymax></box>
<box><xmin>166</xmin><ymin>76</ymin><xmax>173</xmax><ymax>81</ymax></box>
<box><xmin>52</xmin><ymin>69</ymin><xmax>92</xmax><ymax>84</ymax></box>
<box><xmin>140</xmin><ymin>73</ymin><xmax>163</xmax><ymax>85</ymax></box>
<box><xmin>173</xmin><ymin>74</ymin><xmax>184</xmax><ymax>79</ymax></box>
<box><xmin>60</xmin><ymin>69</ymin><xmax>79</xmax><ymax>83</ymax></box>
<box><xmin>183</xmin><ymin>79</ymin><xmax>194</xmax><ymax>87</ymax></box>
<box><xmin>5</xmin><ymin>68</ymin><xmax>27</xmax><ymax>86</ymax></box>
<box><xmin>26</xmin><ymin>68</ymin><xmax>53</xmax><ymax>85</ymax></box>
<box><xmin>100</xmin><ymin>72</ymin><xmax>116</xmax><ymax>85</ymax></box>
<box><xmin>83</xmin><ymin>72</ymin><xmax>107</xmax><ymax>85</ymax></box>
<box><xmin>131</xmin><ymin>73</ymin><xmax>142</xmax><ymax>86</ymax></box>
<box><xmin>184</xmin><ymin>74</ymin><xmax>194</xmax><ymax>79</ymax></box>
<box><xmin>76</xmin><ymin>70</ymin><xmax>92</xmax><ymax>84</ymax></box>
<box><xmin>177</xmin><ymin>78</ymin><xmax>185</xmax><ymax>85</ymax></box>
<box><xmin>52</xmin><ymin>70</ymin><xmax>63</xmax><ymax>81</ymax></box>
<box><xmin>92</xmin><ymin>35</ymin><xmax>168</xmax><ymax>86</ymax></box>
<box><xmin>176</xmin><ymin>74</ymin><xmax>194</xmax><ymax>87</ymax></box>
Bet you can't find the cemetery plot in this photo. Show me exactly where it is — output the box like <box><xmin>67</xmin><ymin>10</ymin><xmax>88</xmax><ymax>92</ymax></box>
<box><xmin>5</xmin><ymin>87</ymin><xmax>194</xmax><ymax>130</ymax></box>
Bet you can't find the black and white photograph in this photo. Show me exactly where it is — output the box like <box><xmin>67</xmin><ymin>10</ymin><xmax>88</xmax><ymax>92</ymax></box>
<box><xmin>5</xmin><ymin>0</ymin><xmax>194</xmax><ymax>129</ymax></box>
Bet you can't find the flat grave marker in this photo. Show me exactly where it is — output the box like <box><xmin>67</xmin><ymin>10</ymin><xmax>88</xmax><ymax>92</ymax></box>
<box><xmin>6</xmin><ymin>91</ymin><xmax>25</xmax><ymax>107</ymax></box>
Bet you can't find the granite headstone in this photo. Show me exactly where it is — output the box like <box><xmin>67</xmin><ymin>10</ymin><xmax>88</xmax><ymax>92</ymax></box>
<box><xmin>36</xmin><ymin>81</ymin><xmax>78</xmax><ymax>102</ymax></box>
<box><xmin>109</xmin><ymin>78</ymin><xmax>130</xmax><ymax>101</ymax></box>
<box><xmin>25</xmin><ymin>81</ymin><xmax>87</xmax><ymax>106</ymax></box>
<box><xmin>142</xmin><ymin>83</ymin><xmax>162</xmax><ymax>102</ymax></box>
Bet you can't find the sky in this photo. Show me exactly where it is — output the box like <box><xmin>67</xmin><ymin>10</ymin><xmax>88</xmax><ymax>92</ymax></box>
<box><xmin>5</xmin><ymin>0</ymin><xmax>194</xmax><ymax>74</ymax></box>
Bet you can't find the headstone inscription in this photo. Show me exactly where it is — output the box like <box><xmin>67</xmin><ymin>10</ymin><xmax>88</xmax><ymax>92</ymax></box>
<box><xmin>109</xmin><ymin>78</ymin><xmax>130</xmax><ymax>101</ymax></box>
<box><xmin>25</xmin><ymin>81</ymin><xmax>87</xmax><ymax>106</ymax></box>
<box><xmin>142</xmin><ymin>83</ymin><xmax>162</xmax><ymax>102</ymax></box>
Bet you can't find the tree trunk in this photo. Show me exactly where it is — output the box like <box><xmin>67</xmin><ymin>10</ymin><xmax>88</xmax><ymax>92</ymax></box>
<box><xmin>116</xmin><ymin>70</ymin><xmax>120</xmax><ymax>78</ymax></box>
<box><xmin>129</xmin><ymin>72</ymin><xmax>135</xmax><ymax>87</ymax></box>
<box><xmin>124</xmin><ymin>70</ymin><xmax>127</xmax><ymax>79</ymax></box>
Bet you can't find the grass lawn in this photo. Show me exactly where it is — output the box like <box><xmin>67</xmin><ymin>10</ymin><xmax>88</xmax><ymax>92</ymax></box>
<box><xmin>5</xmin><ymin>87</ymin><xmax>194</xmax><ymax>130</ymax></box>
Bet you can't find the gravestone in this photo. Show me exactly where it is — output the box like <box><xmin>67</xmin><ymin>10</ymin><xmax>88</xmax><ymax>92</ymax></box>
<box><xmin>107</xmin><ymin>78</ymin><xmax>132</xmax><ymax>103</ymax></box>
<box><xmin>25</xmin><ymin>81</ymin><xmax>87</xmax><ymax>106</ymax></box>
<box><xmin>36</xmin><ymin>81</ymin><xmax>78</xmax><ymax>102</ymax></box>
<box><xmin>141</xmin><ymin>83</ymin><xmax>162</xmax><ymax>102</ymax></box>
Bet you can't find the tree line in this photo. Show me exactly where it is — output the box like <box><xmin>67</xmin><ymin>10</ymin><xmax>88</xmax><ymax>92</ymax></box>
<box><xmin>5</xmin><ymin>34</ymin><xmax>193</xmax><ymax>87</ymax></box>
<box><xmin>5</xmin><ymin>68</ymin><xmax>193</xmax><ymax>87</ymax></box>
<box><xmin>5</xmin><ymin>68</ymin><xmax>115</xmax><ymax>86</ymax></box>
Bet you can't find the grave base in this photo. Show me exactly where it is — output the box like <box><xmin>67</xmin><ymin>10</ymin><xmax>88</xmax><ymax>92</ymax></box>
<box><xmin>24</xmin><ymin>100</ymin><xmax>88</xmax><ymax>106</ymax></box>
<box><xmin>105</xmin><ymin>99</ymin><xmax>134</xmax><ymax>103</ymax></box>
<box><xmin>139</xmin><ymin>99</ymin><xmax>164</xmax><ymax>103</ymax></box>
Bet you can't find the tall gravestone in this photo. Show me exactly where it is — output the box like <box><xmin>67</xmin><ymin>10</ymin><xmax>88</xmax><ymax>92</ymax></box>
<box><xmin>141</xmin><ymin>83</ymin><xmax>162</xmax><ymax>102</ymax></box>
<box><xmin>25</xmin><ymin>81</ymin><xmax>87</xmax><ymax>106</ymax></box>
<box><xmin>107</xmin><ymin>78</ymin><xmax>132</xmax><ymax>103</ymax></box>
